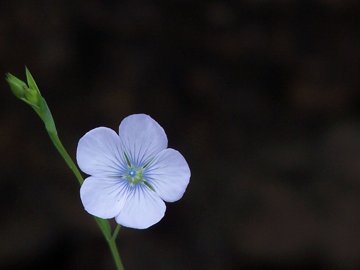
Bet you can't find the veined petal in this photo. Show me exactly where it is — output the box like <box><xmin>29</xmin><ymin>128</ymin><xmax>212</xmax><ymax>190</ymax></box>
<box><xmin>80</xmin><ymin>176</ymin><xmax>128</xmax><ymax>219</ymax></box>
<box><xmin>145</xmin><ymin>149</ymin><xmax>190</xmax><ymax>202</ymax></box>
<box><xmin>77</xmin><ymin>127</ymin><xmax>125</xmax><ymax>176</ymax></box>
<box><xmin>115</xmin><ymin>184</ymin><xmax>166</xmax><ymax>229</ymax></box>
<box><xmin>118</xmin><ymin>114</ymin><xmax>167</xmax><ymax>166</ymax></box>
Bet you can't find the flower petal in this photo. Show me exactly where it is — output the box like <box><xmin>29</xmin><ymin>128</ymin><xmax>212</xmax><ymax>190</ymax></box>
<box><xmin>115</xmin><ymin>184</ymin><xmax>166</xmax><ymax>229</ymax></box>
<box><xmin>80</xmin><ymin>176</ymin><xmax>128</xmax><ymax>219</ymax></box>
<box><xmin>145</xmin><ymin>149</ymin><xmax>190</xmax><ymax>202</ymax></box>
<box><xmin>118</xmin><ymin>114</ymin><xmax>167</xmax><ymax>166</ymax></box>
<box><xmin>77</xmin><ymin>127</ymin><xmax>125</xmax><ymax>176</ymax></box>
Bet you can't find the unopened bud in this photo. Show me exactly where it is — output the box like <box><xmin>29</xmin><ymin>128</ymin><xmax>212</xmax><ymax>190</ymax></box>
<box><xmin>6</xmin><ymin>73</ymin><xmax>27</xmax><ymax>99</ymax></box>
<box><xmin>5</xmin><ymin>70</ymin><xmax>40</xmax><ymax>107</ymax></box>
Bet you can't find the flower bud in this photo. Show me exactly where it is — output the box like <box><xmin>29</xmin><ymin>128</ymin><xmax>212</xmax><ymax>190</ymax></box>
<box><xmin>5</xmin><ymin>71</ymin><xmax>40</xmax><ymax>107</ymax></box>
<box><xmin>6</xmin><ymin>73</ymin><xmax>27</xmax><ymax>99</ymax></box>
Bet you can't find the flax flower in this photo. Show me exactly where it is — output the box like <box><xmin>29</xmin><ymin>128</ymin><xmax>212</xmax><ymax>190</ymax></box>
<box><xmin>77</xmin><ymin>114</ymin><xmax>190</xmax><ymax>229</ymax></box>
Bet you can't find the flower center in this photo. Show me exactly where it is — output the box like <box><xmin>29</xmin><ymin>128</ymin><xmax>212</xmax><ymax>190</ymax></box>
<box><xmin>126</xmin><ymin>167</ymin><xmax>144</xmax><ymax>185</ymax></box>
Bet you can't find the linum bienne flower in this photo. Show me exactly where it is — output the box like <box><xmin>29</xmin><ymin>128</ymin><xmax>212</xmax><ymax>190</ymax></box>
<box><xmin>77</xmin><ymin>114</ymin><xmax>191</xmax><ymax>229</ymax></box>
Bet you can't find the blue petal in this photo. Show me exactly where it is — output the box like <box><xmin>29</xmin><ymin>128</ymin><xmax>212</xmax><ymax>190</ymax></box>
<box><xmin>115</xmin><ymin>184</ymin><xmax>166</xmax><ymax>229</ymax></box>
<box><xmin>77</xmin><ymin>127</ymin><xmax>126</xmax><ymax>176</ymax></box>
<box><xmin>118</xmin><ymin>114</ymin><xmax>167</xmax><ymax>166</ymax></box>
<box><xmin>145</xmin><ymin>149</ymin><xmax>190</xmax><ymax>202</ymax></box>
<box><xmin>80</xmin><ymin>176</ymin><xmax>129</xmax><ymax>219</ymax></box>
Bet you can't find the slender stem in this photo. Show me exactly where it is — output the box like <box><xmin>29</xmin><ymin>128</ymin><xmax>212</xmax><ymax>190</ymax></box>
<box><xmin>46</xmin><ymin>129</ymin><xmax>124</xmax><ymax>270</ymax></box>
<box><xmin>6</xmin><ymin>69</ymin><xmax>124</xmax><ymax>269</ymax></box>
<box><xmin>48</xmin><ymin>131</ymin><xmax>83</xmax><ymax>185</ymax></box>
<box><xmin>107</xmin><ymin>236</ymin><xmax>125</xmax><ymax>270</ymax></box>
<box><xmin>112</xmin><ymin>224</ymin><xmax>121</xmax><ymax>241</ymax></box>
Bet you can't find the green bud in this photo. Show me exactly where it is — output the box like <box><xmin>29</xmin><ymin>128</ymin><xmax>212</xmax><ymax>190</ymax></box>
<box><xmin>5</xmin><ymin>68</ymin><xmax>41</xmax><ymax>108</ymax></box>
<box><xmin>5</xmin><ymin>73</ymin><xmax>27</xmax><ymax>99</ymax></box>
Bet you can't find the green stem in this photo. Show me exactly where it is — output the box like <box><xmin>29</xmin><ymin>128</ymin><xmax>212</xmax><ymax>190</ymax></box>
<box><xmin>6</xmin><ymin>69</ymin><xmax>124</xmax><ymax>270</ymax></box>
<box><xmin>107</xmin><ymin>234</ymin><xmax>125</xmax><ymax>270</ymax></box>
<box><xmin>46</xmin><ymin>126</ymin><xmax>124</xmax><ymax>270</ymax></box>
<box><xmin>48</xmin><ymin>131</ymin><xmax>83</xmax><ymax>185</ymax></box>
<box><xmin>112</xmin><ymin>224</ymin><xmax>121</xmax><ymax>241</ymax></box>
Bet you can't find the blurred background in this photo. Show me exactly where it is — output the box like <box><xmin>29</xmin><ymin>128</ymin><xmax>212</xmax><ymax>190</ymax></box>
<box><xmin>1</xmin><ymin>0</ymin><xmax>360</xmax><ymax>269</ymax></box>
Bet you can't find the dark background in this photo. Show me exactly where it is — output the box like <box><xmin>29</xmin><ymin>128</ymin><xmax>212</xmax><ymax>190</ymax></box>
<box><xmin>1</xmin><ymin>0</ymin><xmax>360</xmax><ymax>269</ymax></box>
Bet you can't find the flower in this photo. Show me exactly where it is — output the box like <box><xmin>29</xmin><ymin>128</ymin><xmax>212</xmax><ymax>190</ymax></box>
<box><xmin>77</xmin><ymin>114</ymin><xmax>191</xmax><ymax>229</ymax></box>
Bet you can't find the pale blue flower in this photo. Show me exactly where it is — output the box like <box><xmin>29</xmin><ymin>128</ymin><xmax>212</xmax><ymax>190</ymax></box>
<box><xmin>77</xmin><ymin>114</ymin><xmax>191</xmax><ymax>229</ymax></box>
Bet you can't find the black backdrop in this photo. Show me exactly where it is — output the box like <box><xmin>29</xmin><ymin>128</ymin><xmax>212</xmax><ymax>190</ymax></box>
<box><xmin>1</xmin><ymin>1</ymin><xmax>360</xmax><ymax>269</ymax></box>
